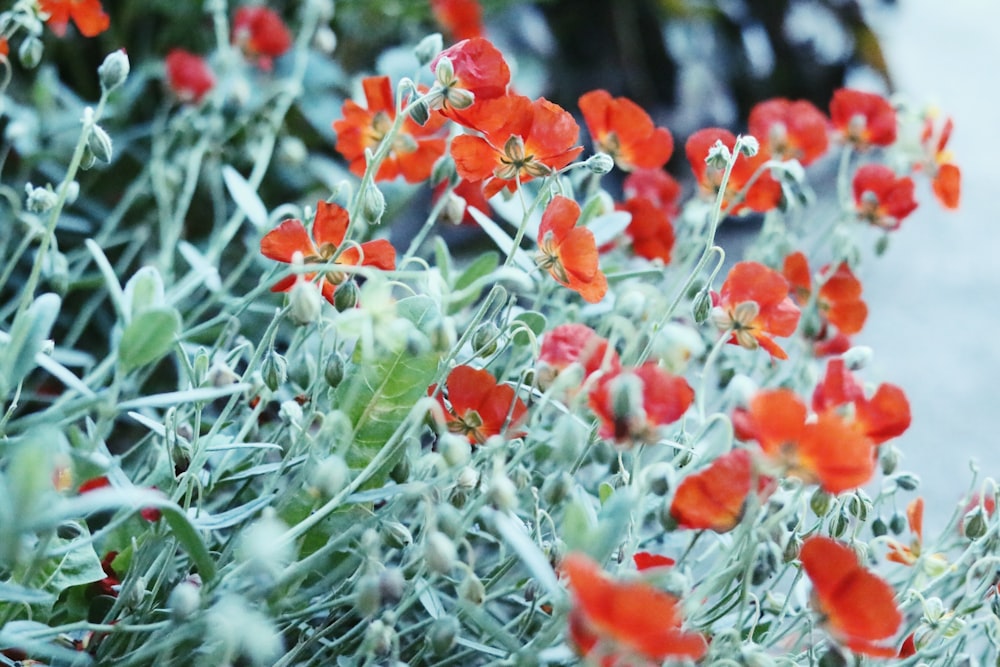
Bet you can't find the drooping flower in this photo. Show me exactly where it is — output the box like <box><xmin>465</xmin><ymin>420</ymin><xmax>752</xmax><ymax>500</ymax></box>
<box><xmin>783</xmin><ymin>251</ymin><xmax>867</xmax><ymax>343</ymax></box>
<box><xmin>165</xmin><ymin>49</ymin><xmax>216</xmax><ymax>104</ymax></box>
<box><xmin>623</xmin><ymin>168</ymin><xmax>682</xmax><ymax>217</ymax></box>
<box><xmin>431</xmin><ymin>0</ymin><xmax>484</xmax><ymax>41</ymax></box>
<box><xmin>830</xmin><ymin>88</ymin><xmax>897</xmax><ymax>149</ymax></box>
<box><xmin>800</xmin><ymin>536</ymin><xmax>903</xmax><ymax>657</ymax></box>
<box><xmin>39</xmin><ymin>0</ymin><xmax>110</xmax><ymax>37</ymax></box>
<box><xmin>812</xmin><ymin>358</ymin><xmax>911</xmax><ymax>445</ymax></box>
<box><xmin>852</xmin><ymin>164</ymin><xmax>918</xmax><ymax>231</ymax></box>
<box><xmin>333</xmin><ymin>75</ymin><xmax>448</xmax><ymax>183</ymax></box>
<box><xmin>535</xmin><ymin>196</ymin><xmax>607</xmax><ymax>303</ymax></box>
<box><xmin>712</xmin><ymin>261</ymin><xmax>801</xmax><ymax>360</ymax></box>
<box><xmin>617</xmin><ymin>196</ymin><xmax>676</xmax><ymax>263</ymax></box>
<box><xmin>232</xmin><ymin>6</ymin><xmax>292</xmax><ymax>71</ymax></box>
<box><xmin>739</xmin><ymin>389</ymin><xmax>876</xmax><ymax>494</ymax></box>
<box><xmin>578</xmin><ymin>89</ymin><xmax>674</xmax><ymax>172</ymax></box>
<box><xmin>919</xmin><ymin>111</ymin><xmax>961</xmax><ymax>209</ymax></box>
<box><xmin>686</xmin><ymin>128</ymin><xmax>783</xmax><ymax>214</ymax></box>
<box><xmin>537</xmin><ymin>323</ymin><xmax>620</xmax><ymax>388</ymax></box>
<box><xmin>589</xmin><ymin>362</ymin><xmax>694</xmax><ymax>444</ymax></box>
<box><xmin>748</xmin><ymin>98</ymin><xmax>830</xmax><ymax>165</ymax></box>
<box><xmin>259</xmin><ymin>200</ymin><xmax>396</xmax><ymax>304</ymax></box>
<box><xmin>670</xmin><ymin>449</ymin><xmax>774</xmax><ymax>533</ymax></box>
<box><xmin>428</xmin><ymin>37</ymin><xmax>510</xmax><ymax>121</ymax></box>
<box><xmin>429</xmin><ymin>365</ymin><xmax>527</xmax><ymax>445</ymax></box>
<box><xmin>451</xmin><ymin>94</ymin><xmax>582</xmax><ymax>197</ymax></box>
<box><xmin>562</xmin><ymin>552</ymin><xmax>708</xmax><ymax>665</ymax></box>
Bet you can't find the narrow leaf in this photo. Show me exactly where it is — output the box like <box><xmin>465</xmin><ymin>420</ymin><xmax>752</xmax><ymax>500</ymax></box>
<box><xmin>485</xmin><ymin>508</ymin><xmax>560</xmax><ymax>597</ymax></box>
<box><xmin>222</xmin><ymin>164</ymin><xmax>268</xmax><ymax>230</ymax></box>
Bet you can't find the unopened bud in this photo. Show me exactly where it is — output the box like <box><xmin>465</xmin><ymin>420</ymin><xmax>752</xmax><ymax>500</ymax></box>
<box><xmin>456</xmin><ymin>466</ymin><xmax>478</xmax><ymax>490</ymax></box>
<box><xmin>889</xmin><ymin>511</ymin><xmax>907</xmax><ymax>535</ymax></box>
<box><xmin>643</xmin><ymin>462</ymin><xmax>673</xmax><ymax>496</ymax></box>
<box><xmin>609</xmin><ymin>372</ymin><xmax>645</xmax><ymax>433</ymax></box>
<box><xmin>364</xmin><ymin>619</ymin><xmax>394</xmax><ymax>656</ymax></box>
<box><xmin>379</xmin><ymin>567</ymin><xmax>405</xmax><ymax>603</ymax></box>
<box><xmin>278</xmin><ymin>399</ymin><xmax>303</xmax><ymax>425</ymax></box>
<box><xmin>324</xmin><ymin>352</ymin><xmax>345</xmax><ymax>387</ymax></box>
<box><xmin>409</xmin><ymin>100</ymin><xmax>431</xmax><ymax>126</ymax></box>
<box><xmin>355</xmin><ymin>575</ymin><xmax>382</xmax><ymax>617</ymax></box>
<box><xmin>472</xmin><ymin>322</ymin><xmax>500</xmax><ymax>356</ymax></box>
<box><xmin>361</xmin><ymin>184</ymin><xmax>386</xmax><ymax>224</ymax></box>
<box><xmin>829</xmin><ymin>510</ymin><xmax>849</xmax><ymax>538</ymax></box>
<box><xmin>445</xmin><ymin>87</ymin><xmax>475</xmax><ymax>110</ymax></box>
<box><xmin>289</xmin><ymin>279</ymin><xmax>322</xmax><ymax>325</ymax></box>
<box><xmin>459</xmin><ymin>572</ymin><xmax>485</xmax><ymax>604</ymax></box>
<box><xmin>424</xmin><ymin>531</ymin><xmax>457</xmax><ymax>574</ymax></box>
<box><xmin>434</xmin><ymin>56</ymin><xmax>455</xmax><ymax>84</ymax></box>
<box><xmin>439</xmin><ymin>433</ymin><xmax>471</xmax><ymax>468</ymax></box>
<box><xmin>414</xmin><ymin>33</ymin><xmax>444</xmax><ymax>66</ymax></box>
<box><xmin>782</xmin><ymin>534</ymin><xmax>802</xmax><ymax>563</ymax></box>
<box><xmin>19</xmin><ymin>36</ymin><xmax>43</xmax><ymax>69</ymax></box>
<box><xmin>874</xmin><ymin>234</ymin><xmax>890</xmax><ymax>257</ymax></box>
<box><xmin>541</xmin><ymin>471</ymin><xmax>573</xmax><ymax>505</ymax></box>
<box><xmin>964</xmin><ymin>507</ymin><xmax>989</xmax><ymax>540</ymax></box>
<box><xmin>382</xmin><ymin>522</ymin><xmax>413</xmax><ymax>550</ymax></box>
<box><xmin>842</xmin><ymin>345</ymin><xmax>873</xmax><ymax>370</ymax></box>
<box><xmin>168</xmin><ymin>581</ymin><xmax>201</xmax><ymax>622</ymax></box>
<box><xmin>311</xmin><ymin>455</ymin><xmax>349</xmax><ymax>498</ymax></box>
<box><xmin>88</xmin><ymin>124</ymin><xmax>113</xmax><ymax>163</ymax></box>
<box><xmin>692</xmin><ymin>288</ymin><xmax>712</xmax><ymax>324</ymax></box>
<box><xmin>431</xmin><ymin>154</ymin><xmax>458</xmax><ymax>187</ymax></box>
<box><xmin>25</xmin><ymin>183</ymin><xmax>58</xmax><ymax>213</ymax></box>
<box><xmin>705</xmin><ymin>140</ymin><xmax>732</xmax><ymax>169</ymax></box>
<box><xmin>552</xmin><ymin>413</ymin><xmax>585</xmax><ymax>464</ymax></box>
<box><xmin>98</xmin><ymin>49</ymin><xmax>130</xmax><ymax>92</ymax></box>
<box><xmin>389</xmin><ymin>454</ymin><xmax>411</xmax><ymax>483</ymax></box>
<box><xmin>79</xmin><ymin>145</ymin><xmax>97</xmax><ymax>171</ymax></box>
<box><xmin>892</xmin><ymin>472</ymin><xmax>920</xmax><ymax>492</ymax></box>
<box><xmin>879</xmin><ymin>444</ymin><xmax>900</xmax><ymax>476</ymax></box>
<box><xmin>871</xmin><ymin>517</ymin><xmax>888</xmax><ymax>537</ymax></box>
<box><xmin>737</xmin><ymin>134</ymin><xmax>760</xmax><ymax>157</ymax></box>
<box><xmin>488</xmin><ymin>473</ymin><xmax>517</xmax><ymax>512</ymax></box>
<box><xmin>261</xmin><ymin>350</ymin><xmax>287</xmax><ymax>392</ymax></box>
<box><xmin>810</xmin><ymin>488</ymin><xmax>832</xmax><ymax>517</ymax></box>
<box><xmin>333</xmin><ymin>280</ymin><xmax>359</xmax><ymax>312</ymax></box>
<box><xmin>429</xmin><ymin>616</ymin><xmax>459</xmax><ymax>655</ymax></box>
<box><xmin>585</xmin><ymin>152</ymin><xmax>615</xmax><ymax>174</ymax></box>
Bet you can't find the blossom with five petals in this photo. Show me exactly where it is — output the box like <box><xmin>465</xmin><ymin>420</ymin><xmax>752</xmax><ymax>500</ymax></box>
<box><xmin>920</xmin><ymin>111</ymin><xmax>961</xmax><ymax>210</ymax></box>
<box><xmin>578</xmin><ymin>89</ymin><xmax>674</xmax><ymax>172</ymax></box>
<box><xmin>830</xmin><ymin>88</ymin><xmax>897</xmax><ymax>149</ymax></box>
<box><xmin>39</xmin><ymin>0</ymin><xmax>109</xmax><ymax>37</ymax></box>
<box><xmin>686</xmin><ymin>128</ymin><xmax>783</xmax><ymax>214</ymax></box>
<box><xmin>670</xmin><ymin>449</ymin><xmax>774</xmax><ymax>532</ymax></box>
<box><xmin>853</xmin><ymin>164</ymin><xmax>918</xmax><ymax>231</ymax></box>
<box><xmin>429</xmin><ymin>365</ymin><xmax>527</xmax><ymax>445</ymax></box>
<box><xmin>259</xmin><ymin>201</ymin><xmax>396</xmax><ymax>304</ymax></box>
<box><xmin>165</xmin><ymin>49</ymin><xmax>216</xmax><ymax>104</ymax></box>
<box><xmin>616</xmin><ymin>196</ymin><xmax>676</xmax><ymax>264</ymax></box>
<box><xmin>748</xmin><ymin>97</ymin><xmax>830</xmax><ymax>165</ymax></box>
<box><xmin>712</xmin><ymin>261</ymin><xmax>801</xmax><ymax>360</ymax></box>
<box><xmin>428</xmin><ymin>37</ymin><xmax>510</xmax><ymax>122</ymax></box>
<box><xmin>783</xmin><ymin>251</ymin><xmax>868</xmax><ymax>343</ymax></box>
<box><xmin>537</xmin><ymin>323</ymin><xmax>620</xmax><ymax>388</ymax></box>
<box><xmin>812</xmin><ymin>358</ymin><xmax>911</xmax><ymax>445</ymax></box>
<box><xmin>588</xmin><ymin>362</ymin><xmax>694</xmax><ymax>444</ymax></box>
<box><xmin>535</xmin><ymin>196</ymin><xmax>607</xmax><ymax>303</ymax></box>
<box><xmin>232</xmin><ymin>6</ymin><xmax>292</xmax><ymax>71</ymax></box>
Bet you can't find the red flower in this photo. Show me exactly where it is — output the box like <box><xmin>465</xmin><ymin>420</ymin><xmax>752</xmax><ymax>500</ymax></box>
<box><xmin>670</xmin><ymin>449</ymin><xmax>773</xmax><ymax>533</ymax></box>
<box><xmin>0</xmin><ymin>38</ymin><xmax>9</xmax><ymax>57</ymax></box>
<box><xmin>800</xmin><ymin>536</ymin><xmax>902</xmax><ymax>657</ymax></box>
<box><xmin>451</xmin><ymin>94</ymin><xmax>582</xmax><ymax>198</ymax></box>
<box><xmin>920</xmin><ymin>113</ymin><xmax>961</xmax><ymax>209</ymax></box>
<box><xmin>260</xmin><ymin>200</ymin><xmax>396</xmax><ymax>304</ymax></box>
<box><xmin>431</xmin><ymin>0</ymin><xmax>484</xmax><ymax>41</ymax></box>
<box><xmin>92</xmin><ymin>551</ymin><xmax>120</xmax><ymax>597</ymax></box>
<box><xmin>39</xmin><ymin>0</ymin><xmax>109</xmax><ymax>37</ymax></box>
<box><xmin>748</xmin><ymin>98</ymin><xmax>830</xmax><ymax>166</ymax></box>
<box><xmin>165</xmin><ymin>49</ymin><xmax>215</xmax><ymax>104</ymax></box>
<box><xmin>812</xmin><ymin>358</ymin><xmax>911</xmax><ymax>445</ymax></box>
<box><xmin>623</xmin><ymin>169</ymin><xmax>682</xmax><ymax>217</ymax></box>
<box><xmin>589</xmin><ymin>363</ymin><xmax>694</xmax><ymax>444</ymax></box>
<box><xmin>686</xmin><ymin>128</ymin><xmax>782</xmax><ymax>214</ymax></box>
<box><xmin>852</xmin><ymin>164</ymin><xmax>918</xmax><ymax>230</ymax></box>
<box><xmin>783</xmin><ymin>251</ymin><xmax>867</xmax><ymax>339</ymax></box>
<box><xmin>887</xmin><ymin>497</ymin><xmax>925</xmax><ymax>566</ymax></box>
<box><xmin>429</xmin><ymin>37</ymin><xmax>510</xmax><ymax>122</ymax></box>
<box><xmin>562</xmin><ymin>552</ymin><xmax>707</xmax><ymax>665</ymax></box>
<box><xmin>578</xmin><ymin>89</ymin><xmax>674</xmax><ymax>172</ymax></box>
<box><xmin>537</xmin><ymin>323</ymin><xmax>620</xmax><ymax>388</ymax></box>
<box><xmin>617</xmin><ymin>196</ymin><xmax>675</xmax><ymax>263</ymax></box>
<box><xmin>740</xmin><ymin>389</ymin><xmax>876</xmax><ymax>494</ymax></box>
<box><xmin>830</xmin><ymin>88</ymin><xmax>897</xmax><ymax>149</ymax></box>
<box><xmin>430</xmin><ymin>365</ymin><xmax>527</xmax><ymax>445</ymax></box>
<box><xmin>79</xmin><ymin>476</ymin><xmax>163</xmax><ymax>523</ymax></box>
<box><xmin>535</xmin><ymin>196</ymin><xmax>607</xmax><ymax>303</ymax></box>
<box><xmin>712</xmin><ymin>261</ymin><xmax>801</xmax><ymax>360</ymax></box>
<box><xmin>333</xmin><ymin>75</ymin><xmax>448</xmax><ymax>183</ymax></box>
<box><xmin>232</xmin><ymin>6</ymin><xmax>292</xmax><ymax>71</ymax></box>
<box><xmin>632</xmin><ymin>552</ymin><xmax>675</xmax><ymax>571</ymax></box>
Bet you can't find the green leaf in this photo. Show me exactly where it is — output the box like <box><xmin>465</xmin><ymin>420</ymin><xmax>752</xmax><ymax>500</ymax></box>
<box><xmin>510</xmin><ymin>311</ymin><xmax>546</xmax><ymax>347</ymax></box>
<box><xmin>0</xmin><ymin>292</ymin><xmax>60</xmax><ymax>395</ymax></box>
<box><xmin>117</xmin><ymin>306</ymin><xmax>181</xmax><ymax>372</ymax></box>
<box><xmin>433</xmin><ymin>236</ymin><xmax>452</xmax><ymax>285</ymax></box>
<box><xmin>449</xmin><ymin>251</ymin><xmax>499</xmax><ymax>312</ymax></box>
<box><xmin>122</xmin><ymin>266</ymin><xmax>165</xmax><ymax>320</ymax></box>
<box><xmin>485</xmin><ymin>508</ymin><xmax>560</xmax><ymax>598</ymax></box>
<box><xmin>598</xmin><ymin>481</ymin><xmax>614</xmax><ymax>505</ymax></box>
<box><xmin>222</xmin><ymin>164</ymin><xmax>268</xmax><ymax>230</ymax></box>
<box><xmin>333</xmin><ymin>296</ymin><xmax>443</xmax><ymax>478</ymax></box>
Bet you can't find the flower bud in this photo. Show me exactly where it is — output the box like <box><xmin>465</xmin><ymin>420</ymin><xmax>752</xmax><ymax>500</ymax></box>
<box><xmin>879</xmin><ymin>444</ymin><xmax>900</xmax><ymax>476</ymax></box>
<box><xmin>389</xmin><ymin>454</ymin><xmax>411</xmax><ymax>484</ymax></box>
<box><xmin>364</xmin><ymin>619</ymin><xmax>394</xmax><ymax>656</ymax></box>
<box><xmin>810</xmin><ymin>488</ymin><xmax>832</xmax><ymax>517</ymax></box>
<box><xmin>472</xmin><ymin>322</ymin><xmax>500</xmax><ymax>357</ymax></box>
<box><xmin>842</xmin><ymin>345</ymin><xmax>873</xmax><ymax>370</ymax></box>
<box><xmin>333</xmin><ymin>280</ymin><xmax>359</xmax><ymax>312</ymax></box>
<box><xmin>323</xmin><ymin>352</ymin><xmax>345</xmax><ymax>387</ymax></box>
<box><xmin>737</xmin><ymin>134</ymin><xmax>760</xmax><ymax>157</ymax></box>
<box><xmin>608</xmin><ymin>372</ymin><xmax>645</xmax><ymax>434</ymax></box>
<box><xmin>355</xmin><ymin>575</ymin><xmax>382</xmax><ymax>617</ymax></box>
<box><xmin>361</xmin><ymin>184</ymin><xmax>386</xmax><ymax>224</ymax></box>
<box><xmin>25</xmin><ymin>183</ymin><xmax>58</xmax><ymax>213</ymax></box>
<box><xmin>846</xmin><ymin>492</ymin><xmax>869</xmax><ymax>521</ymax></box>
<box><xmin>585</xmin><ymin>152</ymin><xmax>615</xmax><ymax>174</ymax></box>
<box><xmin>488</xmin><ymin>473</ymin><xmax>517</xmax><ymax>512</ymax></box>
<box><xmin>409</xmin><ymin>100</ymin><xmax>431</xmax><ymax>126</ymax></box>
<box><xmin>751</xmin><ymin>544</ymin><xmax>779</xmax><ymax>585</ymax></box>
<box><xmin>278</xmin><ymin>399</ymin><xmax>303</xmax><ymax>425</ymax></box>
<box><xmin>379</xmin><ymin>567</ymin><xmax>406</xmax><ymax>604</ymax></box>
<box><xmin>692</xmin><ymin>287</ymin><xmax>712</xmax><ymax>324</ymax></box>
<box><xmin>871</xmin><ymin>517</ymin><xmax>888</xmax><ymax>537</ymax></box>
<box><xmin>381</xmin><ymin>521</ymin><xmax>413</xmax><ymax>550</ymax></box>
<box><xmin>782</xmin><ymin>534</ymin><xmax>802</xmax><ymax>563</ymax></box>
<box><xmin>18</xmin><ymin>36</ymin><xmax>42</xmax><ymax>69</ymax></box>
<box><xmin>261</xmin><ymin>350</ymin><xmax>287</xmax><ymax>392</ymax></box>
<box><xmin>459</xmin><ymin>571</ymin><xmax>485</xmax><ymax>604</ymax></box>
<box><xmin>963</xmin><ymin>507</ymin><xmax>989</xmax><ymax>540</ymax></box>
<box><xmin>892</xmin><ymin>472</ymin><xmax>920</xmax><ymax>491</ymax></box>
<box><xmin>288</xmin><ymin>279</ymin><xmax>322</xmax><ymax>325</ymax></box>
<box><xmin>643</xmin><ymin>462</ymin><xmax>673</xmax><ymax>496</ymax></box>
<box><xmin>88</xmin><ymin>124</ymin><xmax>114</xmax><ymax>163</ymax></box>
<box><xmin>79</xmin><ymin>145</ymin><xmax>97</xmax><ymax>171</ymax></box>
<box><xmin>428</xmin><ymin>616</ymin><xmax>459</xmax><ymax>655</ymax></box>
<box><xmin>552</xmin><ymin>413</ymin><xmax>586</xmax><ymax>464</ymax></box>
<box><xmin>439</xmin><ymin>433</ymin><xmax>471</xmax><ymax>468</ymax></box>
<box><xmin>889</xmin><ymin>511</ymin><xmax>907</xmax><ymax>535</ymax></box>
<box><xmin>829</xmin><ymin>510</ymin><xmax>849</xmax><ymax>538</ymax></box>
<box><xmin>874</xmin><ymin>233</ymin><xmax>890</xmax><ymax>257</ymax></box>
<box><xmin>541</xmin><ymin>471</ymin><xmax>573</xmax><ymax>505</ymax></box>
<box><xmin>705</xmin><ymin>140</ymin><xmax>732</xmax><ymax>169</ymax></box>
<box><xmin>168</xmin><ymin>580</ymin><xmax>201</xmax><ymax>622</ymax></box>
<box><xmin>311</xmin><ymin>455</ymin><xmax>349</xmax><ymax>498</ymax></box>
<box><xmin>424</xmin><ymin>531</ymin><xmax>457</xmax><ymax>575</ymax></box>
<box><xmin>456</xmin><ymin>466</ymin><xmax>479</xmax><ymax>491</ymax></box>
<box><xmin>98</xmin><ymin>49</ymin><xmax>130</xmax><ymax>92</ymax></box>
<box><xmin>414</xmin><ymin>33</ymin><xmax>444</xmax><ymax>66</ymax></box>
<box><xmin>431</xmin><ymin>154</ymin><xmax>458</xmax><ymax>187</ymax></box>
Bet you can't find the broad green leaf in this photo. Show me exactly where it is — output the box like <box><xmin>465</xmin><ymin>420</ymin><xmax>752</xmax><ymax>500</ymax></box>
<box><xmin>333</xmin><ymin>296</ymin><xmax>443</xmax><ymax>477</ymax></box>
<box><xmin>598</xmin><ymin>481</ymin><xmax>615</xmax><ymax>505</ymax></box>
<box><xmin>510</xmin><ymin>310</ymin><xmax>546</xmax><ymax>347</ymax></box>
<box><xmin>122</xmin><ymin>266</ymin><xmax>165</xmax><ymax>321</ymax></box>
<box><xmin>0</xmin><ymin>292</ymin><xmax>60</xmax><ymax>395</ymax></box>
<box><xmin>117</xmin><ymin>306</ymin><xmax>181</xmax><ymax>372</ymax></box>
<box><xmin>449</xmin><ymin>251</ymin><xmax>499</xmax><ymax>312</ymax></box>
<box><xmin>222</xmin><ymin>164</ymin><xmax>268</xmax><ymax>230</ymax></box>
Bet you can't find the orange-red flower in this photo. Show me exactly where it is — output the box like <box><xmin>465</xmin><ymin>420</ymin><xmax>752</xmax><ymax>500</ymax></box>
<box><xmin>535</xmin><ymin>196</ymin><xmax>607</xmax><ymax>303</ymax></box>
<box><xmin>887</xmin><ymin>497</ymin><xmax>927</xmax><ymax>566</ymax></box>
<box><xmin>852</xmin><ymin>164</ymin><xmax>918</xmax><ymax>231</ymax></box>
<box><xmin>623</xmin><ymin>168</ymin><xmax>682</xmax><ymax>217</ymax></box>
<box><xmin>686</xmin><ymin>128</ymin><xmax>783</xmax><ymax>214</ymax></box>
<box><xmin>0</xmin><ymin>38</ymin><xmax>9</xmax><ymax>57</ymax></box>
<box><xmin>632</xmin><ymin>552</ymin><xmax>675</xmax><ymax>571</ymax></box>
<box><xmin>712</xmin><ymin>261</ymin><xmax>801</xmax><ymax>360</ymax></box>
<box><xmin>259</xmin><ymin>200</ymin><xmax>396</xmax><ymax>304</ymax></box>
<box><xmin>739</xmin><ymin>389</ymin><xmax>876</xmax><ymax>494</ymax></box>
<box><xmin>429</xmin><ymin>365</ymin><xmax>527</xmax><ymax>445</ymax></box>
<box><xmin>537</xmin><ymin>323</ymin><xmax>620</xmax><ymax>387</ymax></box>
<box><xmin>578</xmin><ymin>90</ymin><xmax>674</xmax><ymax>172</ymax></box>
<box><xmin>670</xmin><ymin>449</ymin><xmax>774</xmax><ymax>533</ymax></box>
<box><xmin>920</xmin><ymin>112</ymin><xmax>961</xmax><ymax>210</ymax></box>
<box><xmin>800</xmin><ymin>536</ymin><xmax>902</xmax><ymax>657</ymax></box>
<box><xmin>783</xmin><ymin>251</ymin><xmax>867</xmax><ymax>342</ymax></box>
<box><xmin>589</xmin><ymin>363</ymin><xmax>694</xmax><ymax>444</ymax></box>
<box><xmin>232</xmin><ymin>6</ymin><xmax>292</xmax><ymax>71</ymax></box>
<box><xmin>562</xmin><ymin>552</ymin><xmax>707</xmax><ymax>665</ymax></box>
<box><xmin>812</xmin><ymin>358</ymin><xmax>911</xmax><ymax>445</ymax></box>
<box><xmin>333</xmin><ymin>75</ymin><xmax>448</xmax><ymax>184</ymax></box>
<box><xmin>616</xmin><ymin>196</ymin><xmax>675</xmax><ymax>264</ymax></box>
<box><xmin>830</xmin><ymin>88</ymin><xmax>897</xmax><ymax>149</ymax></box>
<box><xmin>748</xmin><ymin>98</ymin><xmax>830</xmax><ymax>166</ymax></box>
<box><xmin>431</xmin><ymin>0</ymin><xmax>484</xmax><ymax>41</ymax></box>
<box><xmin>429</xmin><ymin>37</ymin><xmax>510</xmax><ymax>122</ymax></box>
<box><xmin>165</xmin><ymin>49</ymin><xmax>215</xmax><ymax>104</ymax></box>
<box><xmin>451</xmin><ymin>94</ymin><xmax>582</xmax><ymax>197</ymax></box>
<box><xmin>79</xmin><ymin>476</ymin><xmax>162</xmax><ymax>522</ymax></box>
<box><xmin>39</xmin><ymin>0</ymin><xmax>109</xmax><ymax>37</ymax></box>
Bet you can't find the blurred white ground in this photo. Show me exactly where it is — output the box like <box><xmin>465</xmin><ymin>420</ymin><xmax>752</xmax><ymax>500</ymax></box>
<box><xmin>859</xmin><ymin>0</ymin><xmax>1000</xmax><ymax>527</ymax></box>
